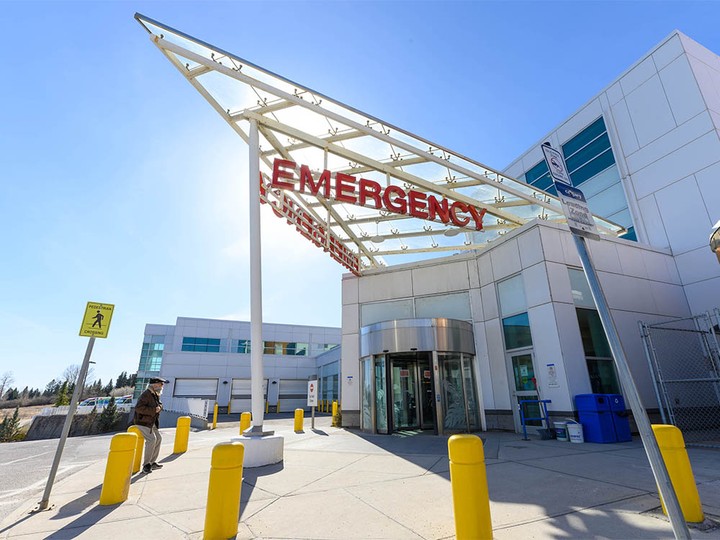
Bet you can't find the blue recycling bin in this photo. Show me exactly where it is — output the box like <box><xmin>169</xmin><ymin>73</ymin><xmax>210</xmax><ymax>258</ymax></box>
<box><xmin>606</xmin><ymin>393</ymin><xmax>632</xmax><ymax>442</ymax></box>
<box><xmin>575</xmin><ymin>394</ymin><xmax>616</xmax><ymax>443</ymax></box>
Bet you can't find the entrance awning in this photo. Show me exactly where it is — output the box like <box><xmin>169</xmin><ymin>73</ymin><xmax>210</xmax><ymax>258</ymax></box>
<box><xmin>135</xmin><ymin>14</ymin><xmax>624</xmax><ymax>275</ymax></box>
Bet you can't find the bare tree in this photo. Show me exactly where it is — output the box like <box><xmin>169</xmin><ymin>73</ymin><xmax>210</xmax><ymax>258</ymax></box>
<box><xmin>0</xmin><ymin>371</ymin><xmax>14</xmax><ymax>399</ymax></box>
<box><xmin>61</xmin><ymin>364</ymin><xmax>94</xmax><ymax>398</ymax></box>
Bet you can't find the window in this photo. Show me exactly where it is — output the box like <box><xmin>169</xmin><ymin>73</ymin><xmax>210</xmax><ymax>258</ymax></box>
<box><xmin>235</xmin><ymin>339</ymin><xmax>251</xmax><ymax>354</ymax></box>
<box><xmin>138</xmin><ymin>335</ymin><xmax>164</xmax><ymax>372</ymax></box>
<box><xmin>181</xmin><ymin>337</ymin><xmax>221</xmax><ymax>352</ymax></box>
<box><xmin>261</xmin><ymin>341</ymin><xmax>311</xmax><ymax>355</ymax></box>
<box><xmin>570</xmin><ymin>268</ymin><xmax>621</xmax><ymax>394</ymax></box>
<box><xmin>502</xmin><ymin>312</ymin><xmax>532</xmax><ymax>350</ymax></box>
<box><xmin>562</xmin><ymin>117</ymin><xmax>616</xmax><ymax>187</ymax></box>
<box><xmin>497</xmin><ymin>275</ymin><xmax>533</xmax><ymax>350</ymax></box>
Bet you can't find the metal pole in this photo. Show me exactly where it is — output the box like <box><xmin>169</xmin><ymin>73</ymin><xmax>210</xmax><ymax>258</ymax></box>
<box><xmin>573</xmin><ymin>235</ymin><xmax>690</xmax><ymax>539</ymax></box>
<box><xmin>248</xmin><ymin>118</ymin><xmax>265</xmax><ymax>435</ymax></box>
<box><xmin>37</xmin><ymin>337</ymin><xmax>95</xmax><ymax>510</ymax></box>
<box><xmin>311</xmin><ymin>405</ymin><xmax>315</xmax><ymax>430</ymax></box>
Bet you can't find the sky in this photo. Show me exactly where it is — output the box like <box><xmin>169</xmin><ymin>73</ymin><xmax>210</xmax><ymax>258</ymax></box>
<box><xmin>2</xmin><ymin>0</ymin><xmax>720</xmax><ymax>391</ymax></box>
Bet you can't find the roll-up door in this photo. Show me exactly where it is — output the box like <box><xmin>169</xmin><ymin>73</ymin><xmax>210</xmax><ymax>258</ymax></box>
<box><xmin>230</xmin><ymin>379</ymin><xmax>267</xmax><ymax>413</ymax></box>
<box><xmin>279</xmin><ymin>379</ymin><xmax>309</xmax><ymax>411</ymax></box>
<box><xmin>174</xmin><ymin>378</ymin><xmax>218</xmax><ymax>399</ymax></box>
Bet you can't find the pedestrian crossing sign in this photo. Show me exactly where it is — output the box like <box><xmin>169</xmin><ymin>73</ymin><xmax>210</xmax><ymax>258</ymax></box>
<box><xmin>79</xmin><ymin>302</ymin><xmax>115</xmax><ymax>338</ymax></box>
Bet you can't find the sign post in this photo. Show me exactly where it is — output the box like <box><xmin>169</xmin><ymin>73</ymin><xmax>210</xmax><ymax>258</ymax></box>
<box><xmin>307</xmin><ymin>378</ymin><xmax>318</xmax><ymax>430</ymax></box>
<box><xmin>542</xmin><ymin>143</ymin><xmax>689</xmax><ymax>539</ymax></box>
<box><xmin>36</xmin><ymin>302</ymin><xmax>114</xmax><ymax>511</ymax></box>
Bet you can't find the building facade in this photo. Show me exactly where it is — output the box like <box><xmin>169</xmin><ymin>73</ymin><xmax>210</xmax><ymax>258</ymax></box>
<box><xmin>134</xmin><ymin>317</ymin><xmax>340</xmax><ymax>413</ymax></box>
<box><xmin>342</xmin><ymin>30</ymin><xmax>720</xmax><ymax>435</ymax></box>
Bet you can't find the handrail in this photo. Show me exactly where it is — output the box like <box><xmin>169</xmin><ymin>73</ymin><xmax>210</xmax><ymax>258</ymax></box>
<box><xmin>518</xmin><ymin>399</ymin><xmax>552</xmax><ymax>441</ymax></box>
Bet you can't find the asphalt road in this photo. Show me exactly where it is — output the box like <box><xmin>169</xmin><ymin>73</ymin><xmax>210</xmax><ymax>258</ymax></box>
<box><xmin>0</xmin><ymin>433</ymin><xmax>117</xmax><ymax>525</ymax></box>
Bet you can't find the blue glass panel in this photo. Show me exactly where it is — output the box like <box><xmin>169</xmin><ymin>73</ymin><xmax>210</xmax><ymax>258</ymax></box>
<box><xmin>565</xmin><ymin>133</ymin><xmax>613</xmax><ymax>174</ymax></box>
<box><xmin>502</xmin><ymin>312</ymin><xmax>532</xmax><ymax>349</ymax></box>
<box><xmin>569</xmin><ymin>149</ymin><xmax>615</xmax><ymax>186</ymax></box>
<box><xmin>619</xmin><ymin>226</ymin><xmax>637</xmax><ymax>242</ymax></box>
<box><xmin>562</xmin><ymin>117</ymin><xmax>607</xmax><ymax>158</ymax></box>
<box><xmin>525</xmin><ymin>160</ymin><xmax>549</xmax><ymax>184</ymax></box>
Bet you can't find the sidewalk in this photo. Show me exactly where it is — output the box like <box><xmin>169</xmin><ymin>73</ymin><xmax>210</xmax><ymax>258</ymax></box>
<box><xmin>1</xmin><ymin>416</ymin><xmax>718</xmax><ymax>539</ymax></box>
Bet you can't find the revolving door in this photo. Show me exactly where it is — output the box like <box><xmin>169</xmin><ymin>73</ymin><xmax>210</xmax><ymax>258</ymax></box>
<box><xmin>360</xmin><ymin>318</ymin><xmax>481</xmax><ymax>435</ymax></box>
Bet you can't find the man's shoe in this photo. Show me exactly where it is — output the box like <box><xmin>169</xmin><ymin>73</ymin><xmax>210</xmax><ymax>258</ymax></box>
<box><xmin>151</xmin><ymin>462</ymin><xmax>163</xmax><ymax>470</ymax></box>
<box><xmin>142</xmin><ymin>464</ymin><xmax>153</xmax><ymax>474</ymax></box>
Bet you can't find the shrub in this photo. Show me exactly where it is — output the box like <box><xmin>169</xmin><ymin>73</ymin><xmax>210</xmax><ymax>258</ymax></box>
<box><xmin>0</xmin><ymin>407</ymin><xmax>22</xmax><ymax>442</ymax></box>
<box><xmin>98</xmin><ymin>396</ymin><xmax>119</xmax><ymax>432</ymax></box>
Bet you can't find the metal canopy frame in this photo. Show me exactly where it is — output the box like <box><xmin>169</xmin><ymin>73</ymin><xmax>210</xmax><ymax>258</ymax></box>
<box><xmin>135</xmin><ymin>13</ymin><xmax>624</xmax><ymax>275</ymax></box>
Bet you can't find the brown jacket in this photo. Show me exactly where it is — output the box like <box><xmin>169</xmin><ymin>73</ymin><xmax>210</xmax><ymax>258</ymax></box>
<box><xmin>133</xmin><ymin>388</ymin><xmax>162</xmax><ymax>428</ymax></box>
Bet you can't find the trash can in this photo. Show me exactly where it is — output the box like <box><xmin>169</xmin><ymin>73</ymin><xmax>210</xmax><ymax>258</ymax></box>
<box><xmin>574</xmin><ymin>394</ymin><xmax>616</xmax><ymax>443</ymax></box>
<box><xmin>553</xmin><ymin>421</ymin><xmax>568</xmax><ymax>441</ymax></box>
<box><xmin>606</xmin><ymin>394</ymin><xmax>632</xmax><ymax>442</ymax></box>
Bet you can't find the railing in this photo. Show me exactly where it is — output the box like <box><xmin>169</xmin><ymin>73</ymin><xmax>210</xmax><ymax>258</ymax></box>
<box><xmin>518</xmin><ymin>399</ymin><xmax>552</xmax><ymax>441</ymax></box>
<box><xmin>161</xmin><ymin>397</ymin><xmax>210</xmax><ymax>419</ymax></box>
<box><xmin>40</xmin><ymin>403</ymin><xmax>133</xmax><ymax>416</ymax></box>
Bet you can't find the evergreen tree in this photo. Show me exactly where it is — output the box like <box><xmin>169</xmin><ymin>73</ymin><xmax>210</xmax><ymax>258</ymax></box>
<box><xmin>116</xmin><ymin>372</ymin><xmax>127</xmax><ymax>388</ymax></box>
<box><xmin>55</xmin><ymin>381</ymin><xmax>70</xmax><ymax>406</ymax></box>
<box><xmin>21</xmin><ymin>386</ymin><xmax>29</xmax><ymax>398</ymax></box>
<box><xmin>0</xmin><ymin>407</ymin><xmax>21</xmax><ymax>442</ymax></box>
<box><xmin>98</xmin><ymin>396</ymin><xmax>118</xmax><ymax>432</ymax></box>
<box><xmin>102</xmin><ymin>380</ymin><xmax>114</xmax><ymax>396</ymax></box>
<box><xmin>129</xmin><ymin>373</ymin><xmax>137</xmax><ymax>387</ymax></box>
<box><xmin>6</xmin><ymin>388</ymin><xmax>19</xmax><ymax>401</ymax></box>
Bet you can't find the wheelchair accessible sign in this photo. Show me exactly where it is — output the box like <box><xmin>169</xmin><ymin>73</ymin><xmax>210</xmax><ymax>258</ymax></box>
<box><xmin>79</xmin><ymin>301</ymin><xmax>115</xmax><ymax>338</ymax></box>
<box><xmin>541</xmin><ymin>143</ymin><xmax>600</xmax><ymax>241</ymax></box>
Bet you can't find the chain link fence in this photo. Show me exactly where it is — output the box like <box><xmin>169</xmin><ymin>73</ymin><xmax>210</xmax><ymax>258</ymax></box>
<box><xmin>640</xmin><ymin>309</ymin><xmax>720</xmax><ymax>448</ymax></box>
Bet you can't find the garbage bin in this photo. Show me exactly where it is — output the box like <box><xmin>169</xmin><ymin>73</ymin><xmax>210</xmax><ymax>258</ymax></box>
<box><xmin>606</xmin><ymin>393</ymin><xmax>632</xmax><ymax>442</ymax></box>
<box><xmin>574</xmin><ymin>394</ymin><xmax>616</xmax><ymax>443</ymax></box>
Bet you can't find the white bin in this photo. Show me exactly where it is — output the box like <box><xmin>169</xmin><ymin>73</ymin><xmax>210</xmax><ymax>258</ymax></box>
<box><xmin>553</xmin><ymin>421</ymin><xmax>568</xmax><ymax>441</ymax></box>
<box><xmin>567</xmin><ymin>421</ymin><xmax>584</xmax><ymax>443</ymax></box>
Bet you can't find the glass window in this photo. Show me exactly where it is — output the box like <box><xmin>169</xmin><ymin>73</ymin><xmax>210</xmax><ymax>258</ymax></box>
<box><xmin>562</xmin><ymin>117</ymin><xmax>607</xmax><ymax>158</ymax></box>
<box><xmin>576</xmin><ymin>308</ymin><xmax>611</xmax><ymax>358</ymax></box>
<box><xmin>236</xmin><ymin>339</ymin><xmax>251</xmax><ymax>354</ymax></box>
<box><xmin>361</xmin><ymin>299</ymin><xmax>414</xmax><ymax>326</ymax></box>
<box><xmin>181</xmin><ymin>337</ymin><xmax>221</xmax><ymax>352</ymax></box>
<box><xmin>568</xmin><ymin>268</ymin><xmax>595</xmax><ymax>309</ymax></box>
<box><xmin>502</xmin><ymin>312</ymin><xmax>532</xmax><ymax>350</ymax></box>
<box><xmin>415</xmin><ymin>292</ymin><xmax>471</xmax><ymax>320</ymax></box>
<box><xmin>587</xmin><ymin>358</ymin><xmax>621</xmax><ymax>394</ymax></box>
<box><xmin>497</xmin><ymin>274</ymin><xmax>527</xmax><ymax>317</ymax></box>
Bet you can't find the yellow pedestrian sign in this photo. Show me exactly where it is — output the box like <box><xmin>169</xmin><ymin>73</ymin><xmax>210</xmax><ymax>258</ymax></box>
<box><xmin>79</xmin><ymin>302</ymin><xmax>115</xmax><ymax>338</ymax></box>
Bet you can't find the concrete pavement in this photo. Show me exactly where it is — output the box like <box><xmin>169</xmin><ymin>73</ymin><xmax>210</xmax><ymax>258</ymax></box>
<box><xmin>1</xmin><ymin>415</ymin><xmax>719</xmax><ymax>539</ymax></box>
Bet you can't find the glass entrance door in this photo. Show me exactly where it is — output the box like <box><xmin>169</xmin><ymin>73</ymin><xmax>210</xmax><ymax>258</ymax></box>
<box><xmin>509</xmin><ymin>351</ymin><xmax>540</xmax><ymax>432</ymax></box>
<box><xmin>374</xmin><ymin>355</ymin><xmax>388</xmax><ymax>434</ymax></box>
<box><xmin>391</xmin><ymin>359</ymin><xmax>418</xmax><ymax>430</ymax></box>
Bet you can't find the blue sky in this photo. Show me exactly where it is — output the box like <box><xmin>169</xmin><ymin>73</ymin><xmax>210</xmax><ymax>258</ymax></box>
<box><xmin>2</xmin><ymin>1</ymin><xmax>720</xmax><ymax>391</ymax></box>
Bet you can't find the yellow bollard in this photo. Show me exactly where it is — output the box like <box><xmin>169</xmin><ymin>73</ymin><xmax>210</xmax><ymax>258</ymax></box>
<box><xmin>99</xmin><ymin>432</ymin><xmax>138</xmax><ymax>506</ymax></box>
<box><xmin>127</xmin><ymin>426</ymin><xmax>144</xmax><ymax>474</ymax></box>
<box><xmin>265</xmin><ymin>400</ymin><xmax>269</xmax><ymax>414</ymax></box>
<box><xmin>227</xmin><ymin>401</ymin><xmax>232</xmax><ymax>415</ymax></box>
<box><xmin>448</xmin><ymin>434</ymin><xmax>493</xmax><ymax>540</ymax></box>
<box><xmin>212</xmin><ymin>403</ymin><xmax>218</xmax><ymax>430</ymax></box>
<box><xmin>277</xmin><ymin>400</ymin><xmax>281</xmax><ymax>413</ymax></box>
<box><xmin>204</xmin><ymin>442</ymin><xmax>245</xmax><ymax>540</ymax></box>
<box><xmin>332</xmin><ymin>400</ymin><xmax>338</xmax><ymax>417</ymax></box>
<box><xmin>652</xmin><ymin>424</ymin><xmax>704</xmax><ymax>523</ymax></box>
<box><xmin>174</xmin><ymin>416</ymin><xmax>191</xmax><ymax>454</ymax></box>
<box><xmin>294</xmin><ymin>408</ymin><xmax>304</xmax><ymax>432</ymax></box>
<box><xmin>239</xmin><ymin>411</ymin><xmax>251</xmax><ymax>434</ymax></box>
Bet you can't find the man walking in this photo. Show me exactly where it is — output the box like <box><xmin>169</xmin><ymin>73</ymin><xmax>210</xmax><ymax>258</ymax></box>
<box><xmin>133</xmin><ymin>377</ymin><xmax>168</xmax><ymax>474</ymax></box>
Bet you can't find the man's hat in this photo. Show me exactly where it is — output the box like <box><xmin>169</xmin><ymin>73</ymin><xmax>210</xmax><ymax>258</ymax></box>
<box><xmin>149</xmin><ymin>377</ymin><xmax>169</xmax><ymax>384</ymax></box>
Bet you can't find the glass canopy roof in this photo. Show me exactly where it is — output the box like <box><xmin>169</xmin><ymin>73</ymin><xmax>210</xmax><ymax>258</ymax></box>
<box><xmin>135</xmin><ymin>13</ymin><xmax>624</xmax><ymax>275</ymax></box>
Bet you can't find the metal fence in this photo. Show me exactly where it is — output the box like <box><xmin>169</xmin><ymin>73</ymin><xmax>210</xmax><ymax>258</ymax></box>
<box><xmin>640</xmin><ymin>309</ymin><xmax>720</xmax><ymax>448</ymax></box>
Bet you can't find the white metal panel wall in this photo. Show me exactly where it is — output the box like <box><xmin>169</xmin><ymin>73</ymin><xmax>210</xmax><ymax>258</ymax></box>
<box><xmin>230</xmin><ymin>379</ymin><xmax>268</xmax><ymax>413</ymax></box>
<box><xmin>174</xmin><ymin>378</ymin><xmax>218</xmax><ymax>398</ymax></box>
